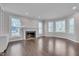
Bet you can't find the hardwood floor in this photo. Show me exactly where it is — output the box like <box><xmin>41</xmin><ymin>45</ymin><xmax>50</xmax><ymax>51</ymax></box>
<box><xmin>3</xmin><ymin>37</ymin><xmax>79</xmax><ymax>56</ymax></box>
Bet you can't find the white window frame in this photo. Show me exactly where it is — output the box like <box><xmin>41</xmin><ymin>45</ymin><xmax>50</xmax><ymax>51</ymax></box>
<box><xmin>38</xmin><ymin>21</ymin><xmax>43</xmax><ymax>34</ymax></box>
<box><xmin>11</xmin><ymin>17</ymin><xmax>21</xmax><ymax>37</ymax></box>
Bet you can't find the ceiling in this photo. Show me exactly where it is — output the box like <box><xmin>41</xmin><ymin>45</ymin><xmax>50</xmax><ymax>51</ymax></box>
<box><xmin>0</xmin><ymin>3</ymin><xmax>79</xmax><ymax>20</ymax></box>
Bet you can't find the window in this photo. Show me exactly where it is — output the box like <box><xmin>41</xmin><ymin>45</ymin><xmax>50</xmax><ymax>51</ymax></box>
<box><xmin>11</xmin><ymin>17</ymin><xmax>21</xmax><ymax>37</ymax></box>
<box><xmin>56</xmin><ymin>20</ymin><xmax>65</xmax><ymax>32</ymax></box>
<box><xmin>48</xmin><ymin>21</ymin><xmax>53</xmax><ymax>32</ymax></box>
<box><xmin>69</xmin><ymin>18</ymin><xmax>74</xmax><ymax>33</ymax></box>
<box><xmin>38</xmin><ymin>21</ymin><xmax>43</xmax><ymax>34</ymax></box>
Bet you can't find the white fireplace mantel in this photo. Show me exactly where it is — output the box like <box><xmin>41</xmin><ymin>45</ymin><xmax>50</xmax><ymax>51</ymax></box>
<box><xmin>22</xmin><ymin>27</ymin><xmax>38</xmax><ymax>39</ymax></box>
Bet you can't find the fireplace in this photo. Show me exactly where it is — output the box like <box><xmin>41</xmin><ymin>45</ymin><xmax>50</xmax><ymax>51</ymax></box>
<box><xmin>26</xmin><ymin>31</ymin><xmax>36</xmax><ymax>40</ymax></box>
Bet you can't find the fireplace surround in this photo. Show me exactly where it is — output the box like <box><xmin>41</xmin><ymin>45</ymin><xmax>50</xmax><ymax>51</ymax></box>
<box><xmin>22</xmin><ymin>27</ymin><xmax>38</xmax><ymax>40</ymax></box>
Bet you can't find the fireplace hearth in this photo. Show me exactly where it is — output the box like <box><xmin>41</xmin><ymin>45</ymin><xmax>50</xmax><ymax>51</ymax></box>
<box><xmin>26</xmin><ymin>31</ymin><xmax>36</xmax><ymax>40</ymax></box>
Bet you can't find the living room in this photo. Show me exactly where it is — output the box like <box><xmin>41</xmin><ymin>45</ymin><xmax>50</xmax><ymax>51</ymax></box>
<box><xmin>0</xmin><ymin>3</ymin><xmax>79</xmax><ymax>56</ymax></box>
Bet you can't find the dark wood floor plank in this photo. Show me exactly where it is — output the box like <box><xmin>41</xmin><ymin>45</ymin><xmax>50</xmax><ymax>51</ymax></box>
<box><xmin>4</xmin><ymin>37</ymin><xmax>79</xmax><ymax>56</ymax></box>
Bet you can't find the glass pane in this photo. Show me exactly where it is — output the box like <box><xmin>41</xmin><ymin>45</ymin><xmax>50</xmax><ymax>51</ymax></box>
<box><xmin>69</xmin><ymin>18</ymin><xmax>74</xmax><ymax>33</ymax></box>
<box><xmin>56</xmin><ymin>20</ymin><xmax>65</xmax><ymax>32</ymax></box>
<box><xmin>11</xmin><ymin>17</ymin><xmax>21</xmax><ymax>36</ymax></box>
<box><xmin>48</xmin><ymin>21</ymin><xmax>53</xmax><ymax>32</ymax></box>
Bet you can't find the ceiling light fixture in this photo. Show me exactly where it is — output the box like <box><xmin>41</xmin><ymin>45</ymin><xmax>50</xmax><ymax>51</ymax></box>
<box><xmin>72</xmin><ymin>6</ymin><xmax>77</xmax><ymax>10</ymax></box>
<box><xmin>38</xmin><ymin>16</ymin><xmax>41</xmax><ymax>19</ymax></box>
<box><xmin>25</xmin><ymin>12</ymin><xmax>29</xmax><ymax>15</ymax></box>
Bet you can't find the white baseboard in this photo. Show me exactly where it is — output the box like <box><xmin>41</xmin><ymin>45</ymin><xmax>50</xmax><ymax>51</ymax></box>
<box><xmin>67</xmin><ymin>38</ymin><xmax>79</xmax><ymax>43</ymax></box>
<box><xmin>9</xmin><ymin>35</ymin><xmax>79</xmax><ymax>43</ymax></box>
<box><xmin>44</xmin><ymin>35</ymin><xmax>79</xmax><ymax>43</ymax></box>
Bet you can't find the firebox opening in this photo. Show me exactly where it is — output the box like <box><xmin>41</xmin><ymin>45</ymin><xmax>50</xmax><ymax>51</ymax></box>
<box><xmin>26</xmin><ymin>31</ymin><xmax>36</xmax><ymax>40</ymax></box>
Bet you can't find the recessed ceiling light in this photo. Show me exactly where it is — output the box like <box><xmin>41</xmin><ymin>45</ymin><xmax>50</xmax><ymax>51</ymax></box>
<box><xmin>72</xmin><ymin>6</ymin><xmax>77</xmax><ymax>10</ymax></box>
<box><xmin>25</xmin><ymin>12</ymin><xmax>29</xmax><ymax>15</ymax></box>
<box><xmin>38</xmin><ymin>16</ymin><xmax>41</xmax><ymax>19</ymax></box>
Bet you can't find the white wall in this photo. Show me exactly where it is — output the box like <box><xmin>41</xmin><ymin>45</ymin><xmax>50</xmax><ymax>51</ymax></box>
<box><xmin>74</xmin><ymin>13</ymin><xmax>79</xmax><ymax>42</ymax></box>
<box><xmin>0</xmin><ymin>6</ymin><xmax>1</xmax><ymax>33</ymax></box>
<box><xmin>21</xmin><ymin>17</ymin><xmax>38</xmax><ymax>28</ymax></box>
<box><xmin>0</xmin><ymin>6</ymin><xmax>3</xmax><ymax>34</ymax></box>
